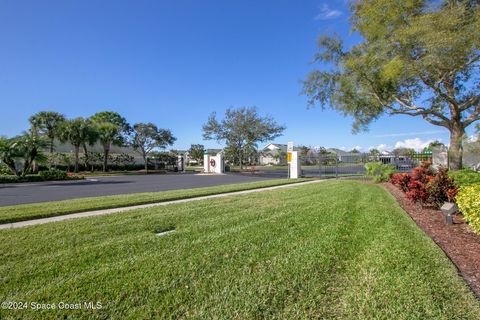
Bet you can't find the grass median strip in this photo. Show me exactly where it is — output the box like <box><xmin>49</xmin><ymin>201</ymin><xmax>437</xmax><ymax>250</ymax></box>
<box><xmin>1</xmin><ymin>180</ymin><xmax>479</xmax><ymax>319</ymax></box>
<box><xmin>0</xmin><ymin>178</ymin><xmax>309</xmax><ymax>224</ymax></box>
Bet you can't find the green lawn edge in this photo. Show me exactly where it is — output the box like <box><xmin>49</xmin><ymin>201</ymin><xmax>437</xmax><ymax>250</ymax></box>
<box><xmin>0</xmin><ymin>178</ymin><xmax>311</xmax><ymax>224</ymax></box>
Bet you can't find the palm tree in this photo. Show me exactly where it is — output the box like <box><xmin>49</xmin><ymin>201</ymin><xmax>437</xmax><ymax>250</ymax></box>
<box><xmin>90</xmin><ymin>112</ymin><xmax>130</xmax><ymax>172</ymax></box>
<box><xmin>0</xmin><ymin>136</ymin><xmax>19</xmax><ymax>175</ymax></box>
<box><xmin>0</xmin><ymin>133</ymin><xmax>48</xmax><ymax>176</ymax></box>
<box><xmin>17</xmin><ymin>132</ymin><xmax>48</xmax><ymax>176</ymax></box>
<box><xmin>94</xmin><ymin>122</ymin><xmax>122</xmax><ymax>172</ymax></box>
<box><xmin>28</xmin><ymin>111</ymin><xmax>66</xmax><ymax>154</ymax></box>
<box><xmin>59</xmin><ymin>118</ymin><xmax>97</xmax><ymax>173</ymax></box>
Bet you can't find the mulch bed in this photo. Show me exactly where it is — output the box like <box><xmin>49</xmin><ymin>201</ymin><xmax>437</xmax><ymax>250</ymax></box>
<box><xmin>383</xmin><ymin>182</ymin><xmax>480</xmax><ymax>298</ymax></box>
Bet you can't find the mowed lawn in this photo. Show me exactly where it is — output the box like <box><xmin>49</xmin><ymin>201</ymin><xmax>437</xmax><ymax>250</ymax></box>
<box><xmin>1</xmin><ymin>181</ymin><xmax>479</xmax><ymax>319</ymax></box>
<box><xmin>0</xmin><ymin>178</ymin><xmax>308</xmax><ymax>224</ymax></box>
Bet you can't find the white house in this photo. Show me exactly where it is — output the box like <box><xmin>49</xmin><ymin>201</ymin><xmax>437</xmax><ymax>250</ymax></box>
<box><xmin>259</xmin><ymin>143</ymin><xmax>288</xmax><ymax>165</ymax></box>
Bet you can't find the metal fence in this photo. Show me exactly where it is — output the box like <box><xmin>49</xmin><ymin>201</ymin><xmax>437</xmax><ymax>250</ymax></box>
<box><xmin>300</xmin><ymin>152</ymin><xmax>432</xmax><ymax>178</ymax></box>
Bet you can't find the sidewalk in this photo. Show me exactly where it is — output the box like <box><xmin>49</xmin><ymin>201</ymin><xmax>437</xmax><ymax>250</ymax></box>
<box><xmin>0</xmin><ymin>180</ymin><xmax>323</xmax><ymax>230</ymax></box>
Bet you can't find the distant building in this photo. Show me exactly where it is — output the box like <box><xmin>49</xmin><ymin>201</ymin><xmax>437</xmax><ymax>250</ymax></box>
<box><xmin>259</xmin><ymin>143</ymin><xmax>288</xmax><ymax>165</ymax></box>
<box><xmin>326</xmin><ymin>148</ymin><xmax>364</xmax><ymax>162</ymax></box>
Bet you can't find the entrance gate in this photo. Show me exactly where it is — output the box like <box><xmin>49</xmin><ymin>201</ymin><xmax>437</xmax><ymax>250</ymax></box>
<box><xmin>300</xmin><ymin>152</ymin><xmax>432</xmax><ymax>178</ymax></box>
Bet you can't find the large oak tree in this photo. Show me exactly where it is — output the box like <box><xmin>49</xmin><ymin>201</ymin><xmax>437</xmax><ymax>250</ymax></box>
<box><xmin>303</xmin><ymin>0</ymin><xmax>480</xmax><ymax>169</ymax></box>
<box><xmin>131</xmin><ymin>123</ymin><xmax>176</xmax><ymax>172</ymax></box>
<box><xmin>203</xmin><ymin>107</ymin><xmax>285</xmax><ymax>169</ymax></box>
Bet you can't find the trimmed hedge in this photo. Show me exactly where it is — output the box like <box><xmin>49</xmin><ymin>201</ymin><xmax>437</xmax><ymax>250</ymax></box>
<box><xmin>456</xmin><ymin>184</ymin><xmax>480</xmax><ymax>235</ymax></box>
<box><xmin>0</xmin><ymin>171</ymin><xmax>84</xmax><ymax>184</ymax></box>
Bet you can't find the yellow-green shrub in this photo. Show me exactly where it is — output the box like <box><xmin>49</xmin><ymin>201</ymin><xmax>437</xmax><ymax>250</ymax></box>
<box><xmin>456</xmin><ymin>184</ymin><xmax>480</xmax><ymax>234</ymax></box>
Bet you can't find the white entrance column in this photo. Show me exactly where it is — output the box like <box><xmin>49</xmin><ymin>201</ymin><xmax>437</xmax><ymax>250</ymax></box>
<box><xmin>177</xmin><ymin>155</ymin><xmax>185</xmax><ymax>172</ymax></box>
<box><xmin>203</xmin><ymin>153</ymin><xmax>210</xmax><ymax>173</ymax></box>
<box><xmin>203</xmin><ymin>152</ymin><xmax>225</xmax><ymax>174</ymax></box>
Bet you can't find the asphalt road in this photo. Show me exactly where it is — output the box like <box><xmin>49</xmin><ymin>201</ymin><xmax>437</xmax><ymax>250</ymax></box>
<box><xmin>0</xmin><ymin>173</ymin><xmax>276</xmax><ymax>206</ymax></box>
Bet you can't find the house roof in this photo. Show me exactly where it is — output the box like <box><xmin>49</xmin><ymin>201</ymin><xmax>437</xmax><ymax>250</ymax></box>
<box><xmin>326</xmin><ymin>148</ymin><xmax>349</xmax><ymax>156</ymax></box>
<box><xmin>261</xmin><ymin>143</ymin><xmax>287</xmax><ymax>152</ymax></box>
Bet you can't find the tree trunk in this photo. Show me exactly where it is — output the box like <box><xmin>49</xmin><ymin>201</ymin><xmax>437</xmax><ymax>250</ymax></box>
<box><xmin>49</xmin><ymin>138</ymin><xmax>54</xmax><ymax>168</ymax></box>
<box><xmin>32</xmin><ymin>161</ymin><xmax>38</xmax><ymax>174</ymax></box>
<box><xmin>103</xmin><ymin>147</ymin><xmax>109</xmax><ymax>172</ymax></box>
<box><xmin>82</xmin><ymin>143</ymin><xmax>90</xmax><ymax>172</ymax></box>
<box><xmin>143</xmin><ymin>152</ymin><xmax>148</xmax><ymax>173</ymax></box>
<box><xmin>448</xmin><ymin>123</ymin><xmax>464</xmax><ymax>170</ymax></box>
<box><xmin>74</xmin><ymin>145</ymin><xmax>80</xmax><ymax>173</ymax></box>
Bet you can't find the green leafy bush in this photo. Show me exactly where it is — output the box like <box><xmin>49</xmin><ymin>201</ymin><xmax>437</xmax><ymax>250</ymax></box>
<box><xmin>0</xmin><ymin>163</ymin><xmax>13</xmax><ymax>175</ymax></box>
<box><xmin>449</xmin><ymin>169</ymin><xmax>480</xmax><ymax>187</ymax></box>
<box><xmin>365</xmin><ymin>162</ymin><xmax>396</xmax><ymax>182</ymax></box>
<box><xmin>456</xmin><ymin>184</ymin><xmax>480</xmax><ymax>234</ymax></box>
<box><xmin>0</xmin><ymin>175</ymin><xmax>21</xmax><ymax>183</ymax></box>
<box><xmin>0</xmin><ymin>175</ymin><xmax>45</xmax><ymax>183</ymax></box>
<box><xmin>0</xmin><ymin>171</ymin><xmax>83</xmax><ymax>184</ymax></box>
<box><xmin>39</xmin><ymin>169</ymin><xmax>68</xmax><ymax>181</ymax></box>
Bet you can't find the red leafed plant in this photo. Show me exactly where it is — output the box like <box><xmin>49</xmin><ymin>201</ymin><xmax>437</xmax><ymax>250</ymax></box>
<box><xmin>390</xmin><ymin>161</ymin><xmax>459</xmax><ymax>208</ymax></box>
<box><xmin>390</xmin><ymin>173</ymin><xmax>411</xmax><ymax>192</ymax></box>
<box><xmin>406</xmin><ymin>180</ymin><xmax>430</xmax><ymax>203</ymax></box>
<box><xmin>410</xmin><ymin>166</ymin><xmax>434</xmax><ymax>184</ymax></box>
<box><xmin>447</xmin><ymin>188</ymin><xmax>459</xmax><ymax>202</ymax></box>
<box><xmin>426</xmin><ymin>167</ymin><xmax>458</xmax><ymax>207</ymax></box>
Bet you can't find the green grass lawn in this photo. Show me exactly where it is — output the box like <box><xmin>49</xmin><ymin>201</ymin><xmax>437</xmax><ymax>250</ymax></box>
<box><xmin>0</xmin><ymin>179</ymin><xmax>309</xmax><ymax>224</ymax></box>
<box><xmin>1</xmin><ymin>181</ymin><xmax>479</xmax><ymax>319</ymax></box>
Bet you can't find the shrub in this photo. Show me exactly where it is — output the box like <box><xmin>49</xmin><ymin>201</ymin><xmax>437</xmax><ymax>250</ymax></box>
<box><xmin>0</xmin><ymin>163</ymin><xmax>13</xmax><ymax>175</ymax></box>
<box><xmin>0</xmin><ymin>174</ymin><xmax>45</xmax><ymax>183</ymax></box>
<box><xmin>456</xmin><ymin>184</ymin><xmax>480</xmax><ymax>234</ymax></box>
<box><xmin>39</xmin><ymin>169</ymin><xmax>68</xmax><ymax>181</ymax></box>
<box><xmin>0</xmin><ymin>170</ymin><xmax>84</xmax><ymax>184</ymax></box>
<box><xmin>426</xmin><ymin>168</ymin><xmax>458</xmax><ymax>207</ymax></box>
<box><xmin>449</xmin><ymin>169</ymin><xmax>480</xmax><ymax>187</ymax></box>
<box><xmin>0</xmin><ymin>175</ymin><xmax>20</xmax><ymax>183</ymax></box>
<box><xmin>406</xmin><ymin>180</ymin><xmax>430</xmax><ymax>203</ymax></box>
<box><xmin>411</xmin><ymin>166</ymin><xmax>433</xmax><ymax>184</ymax></box>
<box><xmin>390</xmin><ymin>173</ymin><xmax>411</xmax><ymax>192</ymax></box>
<box><xmin>390</xmin><ymin>163</ymin><xmax>457</xmax><ymax>208</ymax></box>
<box><xmin>364</xmin><ymin>162</ymin><xmax>396</xmax><ymax>182</ymax></box>
<box><xmin>23</xmin><ymin>174</ymin><xmax>47</xmax><ymax>182</ymax></box>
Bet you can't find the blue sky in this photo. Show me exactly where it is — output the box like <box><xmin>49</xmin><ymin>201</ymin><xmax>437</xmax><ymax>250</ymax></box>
<box><xmin>0</xmin><ymin>0</ymin><xmax>473</xmax><ymax>152</ymax></box>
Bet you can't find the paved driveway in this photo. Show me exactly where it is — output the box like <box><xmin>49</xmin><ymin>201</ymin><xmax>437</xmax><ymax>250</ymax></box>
<box><xmin>0</xmin><ymin>173</ymin><xmax>276</xmax><ymax>206</ymax></box>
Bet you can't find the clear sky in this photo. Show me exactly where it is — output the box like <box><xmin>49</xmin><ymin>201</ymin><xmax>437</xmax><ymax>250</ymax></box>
<box><xmin>0</xmin><ymin>0</ymin><xmax>474</xmax><ymax>152</ymax></box>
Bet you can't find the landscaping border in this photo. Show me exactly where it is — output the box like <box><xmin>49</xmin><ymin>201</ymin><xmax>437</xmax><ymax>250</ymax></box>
<box><xmin>383</xmin><ymin>182</ymin><xmax>480</xmax><ymax>298</ymax></box>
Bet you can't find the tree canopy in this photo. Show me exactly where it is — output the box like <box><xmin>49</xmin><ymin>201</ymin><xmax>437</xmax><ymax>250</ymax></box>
<box><xmin>90</xmin><ymin>111</ymin><xmax>131</xmax><ymax>172</ymax></box>
<box><xmin>203</xmin><ymin>107</ymin><xmax>285</xmax><ymax>168</ymax></box>
<box><xmin>28</xmin><ymin>111</ymin><xmax>65</xmax><ymax>153</ymax></box>
<box><xmin>131</xmin><ymin>123</ymin><xmax>176</xmax><ymax>172</ymax></box>
<box><xmin>188</xmin><ymin>144</ymin><xmax>205</xmax><ymax>165</ymax></box>
<box><xmin>58</xmin><ymin>117</ymin><xmax>97</xmax><ymax>172</ymax></box>
<box><xmin>303</xmin><ymin>0</ymin><xmax>480</xmax><ymax>169</ymax></box>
